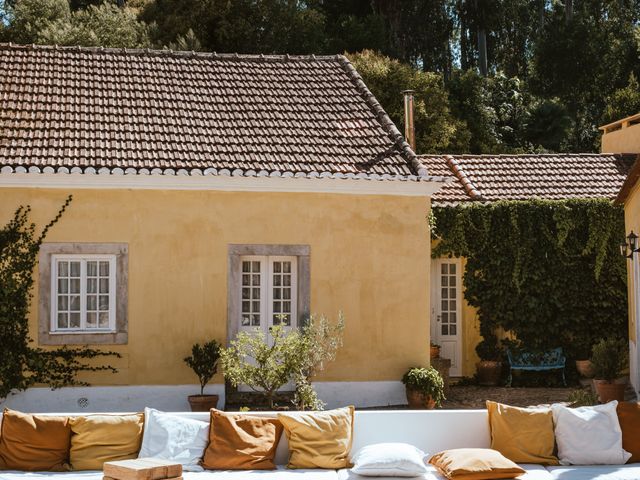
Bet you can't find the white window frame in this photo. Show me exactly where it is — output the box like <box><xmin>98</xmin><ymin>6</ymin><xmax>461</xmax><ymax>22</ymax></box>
<box><xmin>50</xmin><ymin>254</ymin><xmax>117</xmax><ymax>334</ymax></box>
<box><xmin>239</xmin><ymin>255</ymin><xmax>298</xmax><ymax>334</ymax></box>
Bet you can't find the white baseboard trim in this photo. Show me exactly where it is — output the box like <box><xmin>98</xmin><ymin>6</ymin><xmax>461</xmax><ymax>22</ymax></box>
<box><xmin>1</xmin><ymin>381</ymin><xmax>405</xmax><ymax>412</ymax></box>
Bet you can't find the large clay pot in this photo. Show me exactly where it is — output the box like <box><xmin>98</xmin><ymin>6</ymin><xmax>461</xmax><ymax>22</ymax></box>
<box><xmin>405</xmin><ymin>387</ymin><xmax>436</xmax><ymax>409</ymax></box>
<box><xmin>575</xmin><ymin>359</ymin><xmax>595</xmax><ymax>379</ymax></box>
<box><xmin>593</xmin><ymin>381</ymin><xmax>626</xmax><ymax>403</ymax></box>
<box><xmin>430</xmin><ymin>346</ymin><xmax>441</xmax><ymax>360</ymax></box>
<box><xmin>476</xmin><ymin>360</ymin><xmax>502</xmax><ymax>386</ymax></box>
<box><xmin>188</xmin><ymin>394</ymin><xmax>219</xmax><ymax>412</ymax></box>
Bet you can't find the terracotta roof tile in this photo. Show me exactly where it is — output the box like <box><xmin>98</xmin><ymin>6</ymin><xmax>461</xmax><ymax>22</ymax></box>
<box><xmin>419</xmin><ymin>153</ymin><xmax>638</xmax><ymax>206</ymax></box>
<box><xmin>0</xmin><ymin>44</ymin><xmax>432</xmax><ymax>181</ymax></box>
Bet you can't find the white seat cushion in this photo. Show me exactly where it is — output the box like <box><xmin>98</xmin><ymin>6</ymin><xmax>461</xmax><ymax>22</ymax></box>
<box><xmin>547</xmin><ymin>465</ymin><xmax>640</xmax><ymax>480</ymax></box>
<box><xmin>0</xmin><ymin>470</ymin><xmax>339</xmax><ymax>480</ymax></box>
<box><xmin>338</xmin><ymin>465</ymin><xmax>552</xmax><ymax>480</ymax></box>
<box><xmin>184</xmin><ymin>468</ymin><xmax>340</xmax><ymax>480</ymax></box>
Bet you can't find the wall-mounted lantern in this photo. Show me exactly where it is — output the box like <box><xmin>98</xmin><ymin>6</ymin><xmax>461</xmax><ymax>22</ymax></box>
<box><xmin>620</xmin><ymin>231</ymin><xmax>639</xmax><ymax>258</ymax></box>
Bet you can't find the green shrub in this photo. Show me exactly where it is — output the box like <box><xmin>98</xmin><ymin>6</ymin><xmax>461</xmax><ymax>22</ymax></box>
<box><xmin>591</xmin><ymin>337</ymin><xmax>628</xmax><ymax>382</ymax></box>
<box><xmin>401</xmin><ymin>367</ymin><xmax>445</xmax><ymax>407</ymax></box>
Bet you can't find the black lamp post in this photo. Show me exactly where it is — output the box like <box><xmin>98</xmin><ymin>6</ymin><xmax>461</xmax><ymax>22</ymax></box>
<box><xmin>621</xmin><ymin>231</ymin><xmax>639</xmax><ymax>258</ymax></box>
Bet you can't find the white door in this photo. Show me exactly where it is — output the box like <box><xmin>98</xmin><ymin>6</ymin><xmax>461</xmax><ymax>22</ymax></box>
<box><xmin>238</xmin><ymin>255</ymin><xmax>298</xmax><ymax>392</ymax></box>
<box><xmin>431</xmin><ymin>258</ymin><xmax>462</xmax><ymax>376</ymax></box>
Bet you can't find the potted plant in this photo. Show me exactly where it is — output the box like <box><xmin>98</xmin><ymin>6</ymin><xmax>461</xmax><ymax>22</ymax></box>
<box><xmin>402</xmin><ymin>367</ymin><xmax>445</xmax><ymax>409</ymax></box>
<box><xmin>475</xmin><ymin>335</ymin><xmax>503</xmax><ymax>386</ymax></box>
<box><xmin>591</xmin><ymin>337</ymin><xmax>628</xmax><ymax>403</ymax></box>
<box><xmin>574</xmin><ymin>338</ymin><xmax>595</xmax><ymax>379</ymax></box>
<box><xmin>430</xmin><ymin>342</ymin><xmax>441</xmax><ymax>359</ymax></box>
<box><xmin>184</xmin><ymin>340</ymin><xmax>222</xmax><ymax>411</ymax></box>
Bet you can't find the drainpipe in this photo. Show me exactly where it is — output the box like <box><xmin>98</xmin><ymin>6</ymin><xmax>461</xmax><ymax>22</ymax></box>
<box><xmin>402</xmin><ymin>89</ymin><xmax>416</xmax><ymax>151</ymax></box>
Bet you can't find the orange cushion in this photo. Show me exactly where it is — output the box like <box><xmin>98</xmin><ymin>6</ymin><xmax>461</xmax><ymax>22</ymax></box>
<box><xmin>201</xmin><ymin>410</ymin><xmax>283</xmax><ymax>470</ymax></box>
<box><xmin>0</xmin><ymin>409</ymin><xmax>71</xmax><ymax>471</ymax></box>
<box><xmin>617</xmin><ymin>402</ymin><xmax>640</xmax><ymax>463</ymax></box>
<box><xmin>429</xmin><ymin>448</ymin><xmax>525</xmax><ymax>480</ymax></box>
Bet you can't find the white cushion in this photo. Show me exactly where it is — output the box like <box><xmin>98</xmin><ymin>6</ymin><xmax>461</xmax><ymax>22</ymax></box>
<box><xmin>138</xmin><ymin>408</ymin><xmax>210</xmax><ymax>472</ymax></box>
<box><xmin>551</xmin><ymin>401</ymin><xmax>631</xmax><ymax>465</ymax></box>
<box><xmin>547</xmin><ymin>465</ymin><xmax>640</xmax><ymax>480</ymax></box>
<box><xmin>350</xmin><ymin>443</ymin><xmax>428</xmax><ymax>477</ymax></box>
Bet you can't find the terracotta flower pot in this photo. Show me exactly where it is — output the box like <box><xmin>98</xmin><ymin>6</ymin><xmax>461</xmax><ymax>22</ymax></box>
<box><xmin>476</xmin><ymin>360</ymin><xmax>502</xmax><ymax>386</ymax></box>
<box><xmin>188</xmin><ymin>394</ymin><xmax>219</xmax><ymax>412</ymax></box>
<box><xmin>575</xmin><ymin>359</ymin><xmax>595</xmax><ymax>379</ymax></box>
<box><xmin>430</xmin><ymin>346</ymin><xmax>441</xmax><ymax>360</ymax></box>
<box><xmin>405</xmin><ymin>387</ymin><xmax>436</xmax><ymax>409</ymax></box>
<box><xmin>593</xmin><ymin>380</ymin><xmax>626</xmax><ymax>403</ymax></box>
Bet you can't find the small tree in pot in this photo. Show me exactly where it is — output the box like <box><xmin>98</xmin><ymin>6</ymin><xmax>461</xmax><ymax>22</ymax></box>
<box><xmin>475</xmin><ymin>334</ymin><xmax>503</xmax><ymax>386</ymax></box>
<box><xmin>402</xmin><ymin>367</ymin><xmax>445</xmax><ymax>409</ymax></box>
<box><xmin>591</xmin><ymin>337</ymin><xmax>628</xmax><ymax>403</ymax></box>
<box><xmin>184</xmin><ymin>340</ymin><xmax>222</xmax><ymax>411</ymax></box>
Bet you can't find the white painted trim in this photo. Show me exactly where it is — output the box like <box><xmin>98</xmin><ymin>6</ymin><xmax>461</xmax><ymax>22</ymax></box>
<box><xmin>0</xmin><ymin>381</ymin><xmax>405</xmax><ymax>412</ymax></box>
<box><xmin>0</xmin><ymin>173</ymin><xmax>444</xmax><ymax>197</ymax></box>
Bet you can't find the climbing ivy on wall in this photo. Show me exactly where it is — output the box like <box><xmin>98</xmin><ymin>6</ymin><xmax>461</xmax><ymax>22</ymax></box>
<box><xmin>0</xmin><ymin>197</ymin><xmax>119</xmax><ymax>401</ymax></box>
<box><xmin>431</xmin><ymin>199</ymin><xmax>628</xmax><ymax>360</ymax></box>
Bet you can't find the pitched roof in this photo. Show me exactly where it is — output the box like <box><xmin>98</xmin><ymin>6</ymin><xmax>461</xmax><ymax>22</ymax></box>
<box><xmin>0</xmin><ymin>43</ymin><xmax>436</xmax><ymax>182</ymax></box>
<box><xmin>419</xmin><ymin>153</ymin><xmax>638</xmax><ymax>206</ymax></box>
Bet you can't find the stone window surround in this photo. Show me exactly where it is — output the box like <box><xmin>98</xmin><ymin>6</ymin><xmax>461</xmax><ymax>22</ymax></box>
<box><xmin>39</xmin><ymin>243</ymin><xmax>128</xmax><ymax>345</ymax></box>
<box><xmin>227</xmin><ymin>244</ymin><xmax>310</xmax><ymax>345</ymax></box>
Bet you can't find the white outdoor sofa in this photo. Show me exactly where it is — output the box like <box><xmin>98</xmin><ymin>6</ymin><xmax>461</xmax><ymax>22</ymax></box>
<box><xmin>2</xmin><ymin>409</ymin><xmax>640</xmax><ymax>480</ymax></box>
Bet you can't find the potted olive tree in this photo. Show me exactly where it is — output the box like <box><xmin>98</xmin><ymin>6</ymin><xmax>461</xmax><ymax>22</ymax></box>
<box><xmin>475</xmin><ymin>334</ymin><xmax>503</xmax><ymax>386</ymax></box>
<box><xmin>591</xmin><ymin>337</ymin><xmax>628</xmax><ymax>403</ymax></box>
<box><xmin>402</xmin><ymin>367</ymin><xmax>445</xmax><ymax>409</ymax></box>
<box><xmin>184</xmin><ymin>340</ymin><xmax>222</xmax><ymax>411</ymax></box>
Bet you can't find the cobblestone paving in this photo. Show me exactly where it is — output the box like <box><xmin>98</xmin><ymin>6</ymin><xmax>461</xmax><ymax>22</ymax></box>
<box><xmin>441</xmin><ymin>386</ymin><xmax>575</xmax><ymax>409</ymax></box>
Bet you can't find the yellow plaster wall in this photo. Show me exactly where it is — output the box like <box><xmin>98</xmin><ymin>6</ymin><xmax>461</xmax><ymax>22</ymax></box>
<box><xmin>601</xmin><ymin>123</ymin><xmax>640</xmax><ymax>153</ymax></box>
<box><xmin>624</xmin><ymin>181</ymin><xmax>640</xmax><ymax>343</ymax></box>
<box><xmin>460</xmin><ymin>258</ymin><xmax>481</xmax><ymax>376</ymax></box>
<box><xmin>0</xmin><ymin>187</ymin><xmax>432</xmax><ymax>386</ymax></box>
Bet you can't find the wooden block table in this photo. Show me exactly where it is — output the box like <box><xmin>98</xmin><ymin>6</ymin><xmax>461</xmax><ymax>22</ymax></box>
<box><xmin>104</xmin><ymin>458</ymin><xmax>182</xmax><ymax>480</ymax></box>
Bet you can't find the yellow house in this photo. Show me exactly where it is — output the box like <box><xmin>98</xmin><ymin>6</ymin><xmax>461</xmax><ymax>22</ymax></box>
<box><xmin>0</xmin><ymin>44</ymin><xmax>447</xmax><ymax>412</ymax></box>
<box><xmin>608</xmin><ymin>112</ymin><xmax>640</xmax><ymax>397</ymax></box>
<box><xmin>420</xmin><ymin>152</ymin><xmax>636</xmax><ymax>377</ymax></box>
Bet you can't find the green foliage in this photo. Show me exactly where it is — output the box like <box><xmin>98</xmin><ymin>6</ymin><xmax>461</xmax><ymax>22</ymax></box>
<box><xmin>3</xmin><ymin>0</ymin><xmax>150</xmax><ymax>47</ymax></box>
<box><xmin>432</xmin><ymin>199</ymin><xmax>628</xmax><ymax>359</ymax></box>
<box><xmin>568</xmin><ymin>388</ymin><xmax>598</xmax><ymax>407</ymax></box>
<box><xmin>348</xmin><ymin>50</ymin><xmax>461</xmax><ymax>154</ymax></box>
<box><xmin>401</xmin><ymin>367</ymin><xmax>445</xmax><ymax>407</ymax></box>
<box><xmin>602</xmin><ymin>73</ymin><xmax>640</xmax><ymax>126</ymax></box>
<box><xmin>184</xmin><ymin>339</ymin><xmax>222</xmax><ymax>395</ymax></box>
<box><xmin>0</xmin><ymin>196</ymin><xmax>119</xmax><ymax>401</ymax></box>
<box><xmin>591</xmin><ymin>337</ymin><xmax>628</xmax><ymax>382</ymax></box>
<box><xmin>221</xmin><ymin>313</ymin><xmax>344</xmax><ymax>409</ymax></box>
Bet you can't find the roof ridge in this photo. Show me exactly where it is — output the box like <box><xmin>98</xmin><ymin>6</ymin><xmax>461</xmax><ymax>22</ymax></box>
<box><xmin>444</xmin><ymin>154</ymin><xmax>482</xmax><ymax>200</ymax></box>
<box><xmin>335</xmin><ymin>55</ymin><xmax>427</xmax><ymax>179</ymax></box>
<box><xmin>0</xmin><ymin>42</ymin><xmax>341</xmax><ymax>62</ymax></box>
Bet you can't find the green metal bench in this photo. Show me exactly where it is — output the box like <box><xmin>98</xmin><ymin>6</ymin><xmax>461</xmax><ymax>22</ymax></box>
<box><xmin>506</xmin><ymin>347</ymin><xmax>566</xmax><ymax>387</ymax></box>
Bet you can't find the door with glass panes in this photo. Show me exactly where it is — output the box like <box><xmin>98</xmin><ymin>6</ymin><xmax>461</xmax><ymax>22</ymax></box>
<box><xmin>431</xmin><ymin>258</ymin><xmax>462</xmax><ymax>376</ymax></box>
<box><xmin>238</xmin><ymin>256</ymin><xmax>297</xmax><ymax>391</ymax></box>
<box><xmin>239</xmin><ymin>255</ymin><xmax>297</xmax><ymax>339</ymax></box>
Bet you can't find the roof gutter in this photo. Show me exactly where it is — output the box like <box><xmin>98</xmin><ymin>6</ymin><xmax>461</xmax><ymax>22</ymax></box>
<box><xmin>0</xmin><ymin>171</ymin><xmax>448</xmax><ymax>197</ymax></box>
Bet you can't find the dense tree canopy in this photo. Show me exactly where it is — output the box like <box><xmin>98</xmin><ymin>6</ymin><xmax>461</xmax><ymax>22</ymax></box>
<box><xmin>1</xmin><ymin>0</ymin><xmax>639</xmax><ymax>154</ymax></box>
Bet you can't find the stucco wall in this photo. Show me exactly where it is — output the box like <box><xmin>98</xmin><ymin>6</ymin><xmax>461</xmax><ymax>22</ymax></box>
<box><xmin>0</xmin><ymin>187</ymin><xmax>432</xmax><ymax>387</ymax></box>
<box><xmin>623</xmin><ymin>180</ymin><xmax>640</xmax><ymax>394</ymax></box>
<box><xmin>601</xmin><ymin>123</ymin><xmax>640</xmax><ymax>154</ymax></box>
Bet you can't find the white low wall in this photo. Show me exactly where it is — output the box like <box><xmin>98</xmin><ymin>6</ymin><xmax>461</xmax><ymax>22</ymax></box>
<box><xmin>0</xmin><ymin>381</ymin><xmax>406</xmax><ymax>413</ymax></box>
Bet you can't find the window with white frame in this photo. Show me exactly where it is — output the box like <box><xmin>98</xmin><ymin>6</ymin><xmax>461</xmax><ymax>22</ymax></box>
<box><xmin>240</xmin><ymin>256</ymin><xmax>297</xmax><ymax>331</ymax></box>
<box><xmin>51</xmin><ymin>255</ymin><xmax>116</xmax><ymax>332</ymax></box>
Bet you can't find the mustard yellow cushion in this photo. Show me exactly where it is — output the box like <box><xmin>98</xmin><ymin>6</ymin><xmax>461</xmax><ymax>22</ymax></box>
<box><xmin>69</xmin><ymin>413</ymin><xmax>144</xmax><ymax>470</ymax></box>
<box><xmin>487</xmin><ymin>401</ymin><xmax>559</xmax><ymax>465</ymax></box>
<box><xmin>429</xmin><ymin>448</ymin><xmax>525</xmax><ymax>480</ymax></box>
<box><xmin>0</xmin><ymin>409</ymin><xmax>71</xmax><ymax>471</ymax></box>
<box><xmin>278</xmin><ymin>406</ymin><xmax>354</xmax><ymax>469</ymax></box>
